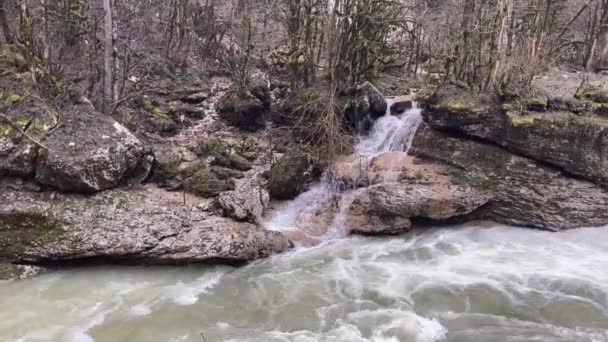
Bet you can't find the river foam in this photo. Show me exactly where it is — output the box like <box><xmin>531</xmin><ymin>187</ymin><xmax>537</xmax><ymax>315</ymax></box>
<box><xmin>2</xmin><ymin>224</ymin><xmax>608</xmax><ymax>341</ymax></box>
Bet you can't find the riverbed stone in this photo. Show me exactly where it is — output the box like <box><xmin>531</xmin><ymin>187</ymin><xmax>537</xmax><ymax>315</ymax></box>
<box><xmin>341</xmin><ymin>158</ymin><xmax>491</xmax><ymax>235</ymax></box>
<box><xmin>342</xmin><ymin>82</ymin><xmax>387</xmax><ymax>133</ymax></box>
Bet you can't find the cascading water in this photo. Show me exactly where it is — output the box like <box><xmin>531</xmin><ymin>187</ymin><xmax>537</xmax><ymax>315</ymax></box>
<box><xmin>264</xmin><ymin>98</ymin><xmax>423</xmax><ymax>241</ymax></box>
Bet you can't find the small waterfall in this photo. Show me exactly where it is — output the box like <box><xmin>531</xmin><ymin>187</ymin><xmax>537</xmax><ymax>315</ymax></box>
<box><xmin>265</xmin><ymin>98</ymin><xmax>423</xmax><ymax>243</ymax></box>
<box><xmin>356</xmin><ymin>99</ymin><xmax>423</xmax><ymax>157</ymax></box>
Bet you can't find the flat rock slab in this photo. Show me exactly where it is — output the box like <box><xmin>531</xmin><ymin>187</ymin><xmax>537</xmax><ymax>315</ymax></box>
<box><xmin>0</xmin><ymin>187</ymin><xmax>291</xmax><ymax>275</ymax></box>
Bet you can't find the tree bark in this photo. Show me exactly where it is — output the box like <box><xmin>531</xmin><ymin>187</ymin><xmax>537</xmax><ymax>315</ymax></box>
<box><xmin>0</xmin><ymin>0</ymin><xmax>14</xmax><ymax>44</ymax></box>
<box><xmin>592</xmin><ymin>0</ymin><xmax>608</xmax><ymax>71</ymax></box>
<box><xmin>103</xmin><ymin>0</ymin><xmax>114</xmax><ymax>113</ymax></box>
<box><xmin>587</xmin><ymin>0</ymin><xmax>608</xmax><ymax>71</ymax></box>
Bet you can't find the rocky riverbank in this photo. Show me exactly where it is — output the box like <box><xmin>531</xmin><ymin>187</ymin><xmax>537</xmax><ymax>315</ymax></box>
<box><xmin>2</xmin><ymin>68</ymin><xmax>608</xmax><ymax>280</ymax></box>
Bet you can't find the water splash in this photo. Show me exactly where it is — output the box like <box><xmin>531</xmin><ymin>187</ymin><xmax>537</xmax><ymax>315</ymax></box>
<box><xmin>355</xmin><ymin>100</ymin><xmax>423</xmax><ymax>157</ymax></box>
<box><xmin>265</xmin><ymin>98</ymin><xmax>423</xmax><ymax>242</ymax></box>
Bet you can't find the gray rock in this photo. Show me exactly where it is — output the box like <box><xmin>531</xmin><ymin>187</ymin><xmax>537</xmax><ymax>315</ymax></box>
<box><xmin>411</xmin><ymin>124</ymin><xmax>608</xmax><ymax>230</ymax></box>
<box><xmin>35</xmin><ymin>106</ymin><xmax>150</xmax><ymax>193</ymax></box>
<box><xmin>217</xmin><ymin>179</ymin><xmax>270</xmax><ymax>224</ymax></box>
<box><xmin>342</xmin><ymin>82</ymin><xmax>388</xmax><ymax>133</ymax></box>
<box><xmin>423</xmin><ymin>85</ymin><xmax>608</xmax><ymax>187</ymax></box>
<box><xmin>0</xmin><ymin>188</ymin><xmax>291</xmax><ymax>279</ymax></box>
<box><xmin>216</xmin><ymin>87</ymin><xmax>268</xmax><ymax>130</ymax></box>
<box><xmin>267</xmin><ymin>149</ymin><xmax>310</xmax><ymax>200</ymax></box>
<box><xmin>342</xmin><ymin>157</ymin><xmax>490</xmax><ymax>235</ymax></box>
<box><xmin>0</xmin><ymin>106</ymin><xmax>57</xmax><ymax>177</ymax></box>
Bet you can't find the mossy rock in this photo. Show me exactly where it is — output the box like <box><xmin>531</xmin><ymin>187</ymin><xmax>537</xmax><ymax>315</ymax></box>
<box><xmin>183</xmin><ymin>165</ymin><xmax>235</xmax><ymax>197</ymax></box>
<box><xmin>1</xmin><ymin>93</ymin><xmax>23</xmax><ymax>109</ymax></box>
<box><xmin>137</xmin><ymin>96</ymin><xmax>177</xmax><ymax>133</ymax></box>
<box><xmin>575</xmin><ymin>82</ymin><xmax>608</xmax><ymax>103</ymax></box>
<box><xmin>216</xmin><ymin>88</ymin><xmax>267</xmax><ymax>130</ymax></box>
<box><xmin>267</xmin><ymin>149</ymin><xmax>310</xmax><ymax>200</ymax></box>
<box><xmin>197</xmin><ymin>137</ymin><xmax>253</xmax><ymax>171</ymax></box>
<box><xmin>0</xmin><ymin>210</ymin><xmax>66</xmax><ymax>260</ymax></box>
<box><xmin>275</xmin><ymin>87</ymin><xmax>322</xmax><ymax>126</ymax></box>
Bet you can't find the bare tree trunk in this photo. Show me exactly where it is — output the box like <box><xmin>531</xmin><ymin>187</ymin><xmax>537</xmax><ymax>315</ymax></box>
<box><xmin>593</xmin><ymin>0</ymin><xmax>608</xmax><ymax>70</ymax></box>
<box><xmin>0</xmin><ymin>0</ymin><xmax>14</xmax><ymax>44</ymax></box>
<box><xmin>103</xmin><ymin>0</ymin><xmax>114</xmax><ymax>113</ymax></box>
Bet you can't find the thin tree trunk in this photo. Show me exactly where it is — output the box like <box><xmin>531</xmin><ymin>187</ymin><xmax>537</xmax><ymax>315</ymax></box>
<box><xmin>0</xmin><ymin>0</ymin><xmax>14</xmax><ymax>44</ymax></box>
<box><xmin>103</xmin><ymin>0</ymin><xmax>114</xmax><ymax>113</ymax></box>
<box><xmin>593</xmin><ymin>0</ymin><xmax>608</xmax><ymax>70</ymax></box>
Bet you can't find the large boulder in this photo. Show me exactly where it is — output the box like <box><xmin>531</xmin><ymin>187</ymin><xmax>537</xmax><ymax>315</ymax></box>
<box><xmin>0</xmin><ymin>187</ymin><xmax>291</xmax><ymax>279</ymax></box>
<box><xmin>217</xmin><ymin>178</ymin><xmax>270</xmax><ymax>224</ymax></box>
<box><xmin>34</xmin><ymin>106</ymin><xmax>151</xmax><ymax>192</ymax></box>
<box><xmin>267</xmin><ymin>149</ymin><xmax>310</xmax><ymax>200</ymax></box>
<box><xmin>424</xmin><ymin>85</ymin><xmax>608</xmax><ymax>187</ymax></box>
<box><xmin>332</xmin><ymin>152</ymin><xmax>490</xmax><ymax>235</ymax></box>
<box><xmin>411</xmin><ymin>124</ymin><xmax>608</xmax><ymax>230</ymax></box>
<box><xmin>344</xmin><ymin>181</ymin><xmax>490</xmax><ymax>235</ymax></box>
<box><xmin>216</xmin><ymin>86</ymin><xmax>270</xmax><ymax>130</ymax></box>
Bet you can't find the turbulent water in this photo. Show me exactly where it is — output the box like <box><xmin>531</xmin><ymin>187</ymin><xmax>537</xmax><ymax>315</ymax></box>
<box><xmin>3</xmin><ymin>100</ymin><xmax>608</xmax><ymax>341</ymax></box>
<box><xmin>2</xmin><ymin>225</ymin><xmax>608</xmax><ymax>341</ymax></box>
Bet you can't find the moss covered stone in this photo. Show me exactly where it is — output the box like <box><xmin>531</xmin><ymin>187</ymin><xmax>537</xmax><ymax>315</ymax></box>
<box><xmin>2</xmin><ymin>93</ymin><xmax>23</xmax><ymax>108</ymax></box>
<box><xmin>509</xmin><ymin>115</ymin><xmax>535</xmax><ymax>127</ymax></box>
<box><xmin>183</xmin><ymin>165</ymin><xmax>235</xmax><ymax>197</ymax></box>
<box><xmin>197</xmin><ymin>137</ymin><xmax>253</xmax><ymax>171</ymax></box>
<box><xmin>216</xmin><ymin>88</ymin><xmax>267</xmax><ymax>130</ymax></box>
<box><xmin>267</xmin><ymin>149</ymin><xmax>310</xmax><ymax>200</ymax></box>
<box><xmin>575</xmin><ymin>82</ymin><xmax>608</xmax><ymax>103</ymax></box>
<box><xmin>431</xmin><ymin>99</ymin><xmax>478</xmax><ymax>113</ymax></box>
<box><xmin>0</xmin><ymin>210</ymin><xmax>66</xmax><ymax>260</ymax></box>
<box><xmin>138</xmin><ymin>96</ymin><xmax>176</xmax><ymax>132</ymax></box>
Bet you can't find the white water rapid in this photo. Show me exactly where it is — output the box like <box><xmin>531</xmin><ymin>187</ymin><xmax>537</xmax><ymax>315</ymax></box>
<box><xmin>2</xmin><ymin>225</ymin><xmax>608</xmax><ymax>341</ymax></box>
<box><xmin>3</xmin><ymin>100</ymin><xmax>608</xmax><ymax>342</ymax></box>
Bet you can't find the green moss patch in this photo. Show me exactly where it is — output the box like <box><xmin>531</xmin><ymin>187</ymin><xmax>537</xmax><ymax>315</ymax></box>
<box><xmin>183</xmin><ymin>165</ymin><xmax>235</xmax><ymax>197</ymax></box>
<box><xmin>197</xmin><ymin>137</ymin><xmax>253</xmax><ymax>171</ymax></box>
<box><xmin>0</xmin><ymin>210</ymin><xmax>67</xmax><ymax>259</ymax></box>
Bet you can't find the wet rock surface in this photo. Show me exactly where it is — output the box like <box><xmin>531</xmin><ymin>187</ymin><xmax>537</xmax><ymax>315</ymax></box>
<box><xmin>342</xmin><ymin>82</ymin><xmax>388</xmax><ymax>133</ymax></box>
<box><xmin>328</xmin><ymin>152</ymin><xmax>490</xmax><ymax>235</ymax></box>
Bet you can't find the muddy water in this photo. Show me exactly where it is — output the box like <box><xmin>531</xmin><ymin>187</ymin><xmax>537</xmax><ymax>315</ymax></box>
<box><xmin>2</xmin><ymin>224</ymin><xmax>608</xmax><ymax>341</ymax></box>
